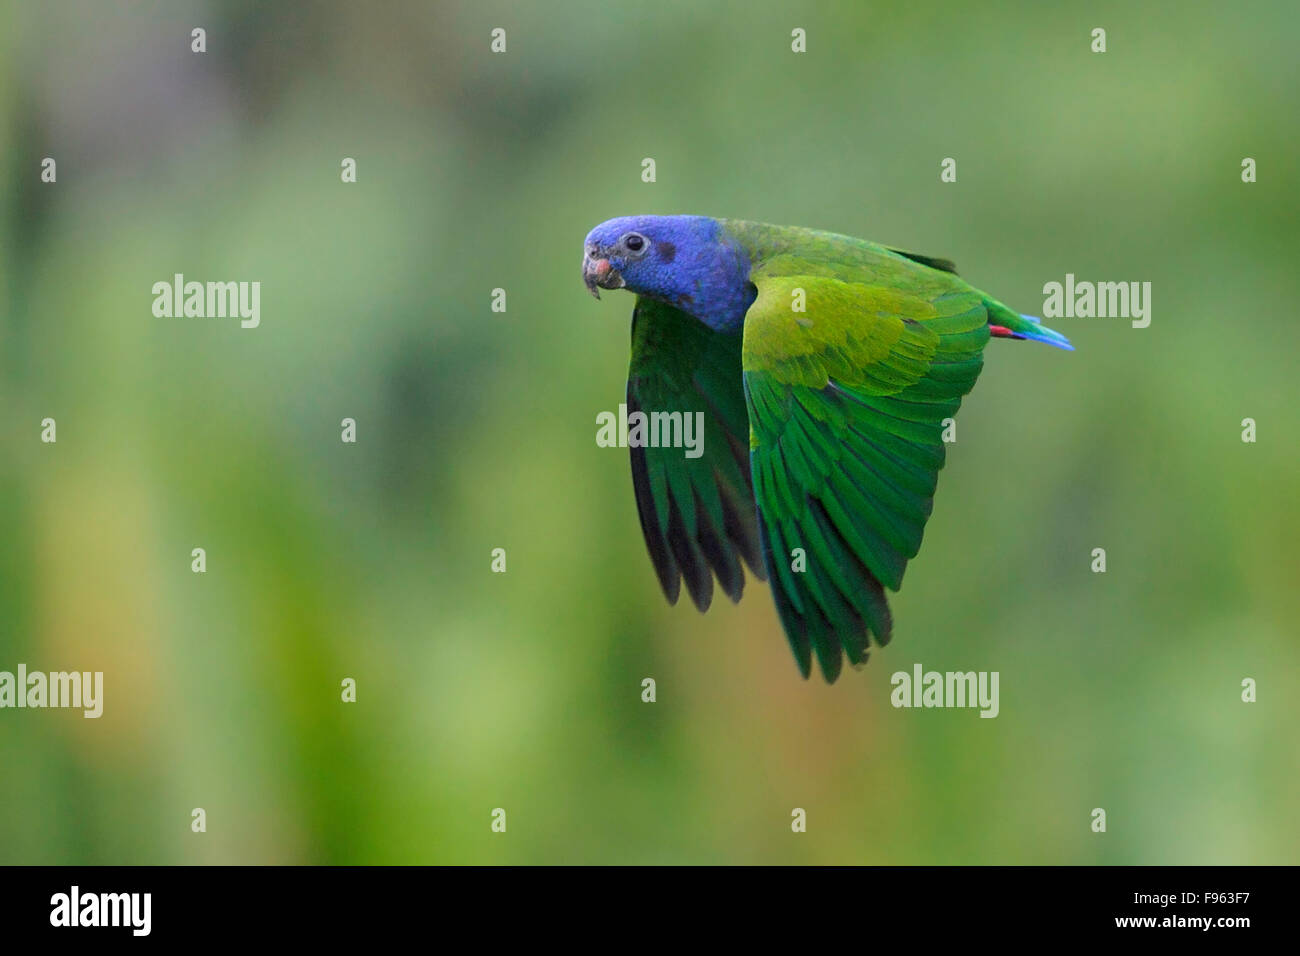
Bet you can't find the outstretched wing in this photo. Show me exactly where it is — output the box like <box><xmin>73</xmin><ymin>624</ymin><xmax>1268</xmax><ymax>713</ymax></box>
<box><xmin>626</xmin><ymin>296</ymin><xmax>765</xmax><ymax>611</ymax></box>
<box><xmin>741</xmin><ymin>267</ymin><xmax>991</xmax><ymax>682</ymax></box>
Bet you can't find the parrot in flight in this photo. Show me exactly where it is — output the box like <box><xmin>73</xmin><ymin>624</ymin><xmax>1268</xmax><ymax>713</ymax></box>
<box><xmin>582</xmin><ymin>215</ymin><xmax>1071</xmax><ymax>682</ymax></box>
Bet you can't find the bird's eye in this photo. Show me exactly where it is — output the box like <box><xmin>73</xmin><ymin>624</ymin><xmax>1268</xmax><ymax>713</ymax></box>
<box><xmin>623</xmin><ymin>233</ymin><xmax>647</xmax><ymax>254</ymax></box>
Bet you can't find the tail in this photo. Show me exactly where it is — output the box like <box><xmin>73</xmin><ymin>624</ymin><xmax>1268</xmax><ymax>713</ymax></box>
<box><xmin>985</xmin><ymin>298</ymin><xmax>1073</xmax><ymax>351</ymax></box>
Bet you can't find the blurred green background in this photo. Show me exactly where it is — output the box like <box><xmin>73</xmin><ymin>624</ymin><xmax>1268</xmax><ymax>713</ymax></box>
<box><xmin>1</xmin><ymin>0</ymin><xmax>1296</xmax><ymax>864</ymax></box>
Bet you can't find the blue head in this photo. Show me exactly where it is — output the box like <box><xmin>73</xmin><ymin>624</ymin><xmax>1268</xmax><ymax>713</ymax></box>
<box><xmin>582</xmin><ymin>215</ymin><xmax>754</xmax><ymax>331</ymax></box>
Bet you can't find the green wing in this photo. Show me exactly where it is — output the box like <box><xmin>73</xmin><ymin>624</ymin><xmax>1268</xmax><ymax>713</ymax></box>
<box><xmin>741</xmin><ymin>262</ymin><xmax>991</xmax><ymax>682</ymax></box>
<box><xmin>627</xmin><ymin>296</ymin><xmax>765</xmax><ymax>611</ymax></box>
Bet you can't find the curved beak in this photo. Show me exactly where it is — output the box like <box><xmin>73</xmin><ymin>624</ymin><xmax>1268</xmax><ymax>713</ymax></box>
<box><xmin>583</xmin><ymin>254</ymin><xmax>624</xmax><ymax>299</ymax></box>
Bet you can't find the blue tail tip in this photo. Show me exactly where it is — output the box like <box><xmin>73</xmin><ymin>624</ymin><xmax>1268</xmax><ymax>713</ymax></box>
<box><xmin>1019</xmin><ymin>314</ymin><xmax>1074</xmax><ymax>351</ymax></box>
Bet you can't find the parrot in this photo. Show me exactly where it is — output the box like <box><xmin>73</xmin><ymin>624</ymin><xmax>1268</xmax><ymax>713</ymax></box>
<box><xmin>582</xmin><ymin>215</ymin><xmax>1071</xmax><ymax>682</ymax></box>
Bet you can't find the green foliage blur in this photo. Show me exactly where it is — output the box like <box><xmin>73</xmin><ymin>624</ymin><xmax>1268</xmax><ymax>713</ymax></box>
<box><xmin>1</xmin><ymin>0</ymin><xmax>1296</xmax><ymax>864</ymax></box>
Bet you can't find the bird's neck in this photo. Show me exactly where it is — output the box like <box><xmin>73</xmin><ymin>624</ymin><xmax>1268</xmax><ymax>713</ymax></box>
<box><xmin>673</xmin><ymin>236</ymin><xmax>755</xmax><ymax>333</ymax></box>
